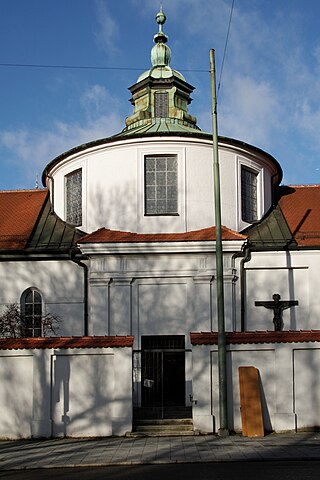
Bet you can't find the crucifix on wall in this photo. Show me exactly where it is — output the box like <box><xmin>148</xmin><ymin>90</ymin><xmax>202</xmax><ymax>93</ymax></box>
<box><xmin>255</xmin><ymin>293</ymin><xmax>299</xmax><ymax>331</ymax></box>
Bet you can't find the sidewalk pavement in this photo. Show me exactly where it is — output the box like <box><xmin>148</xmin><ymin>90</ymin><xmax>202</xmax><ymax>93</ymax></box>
<box><xmin>1</xmin><ymin>432</ymin><xmax>320</xmax><ymax>471</ymax></box>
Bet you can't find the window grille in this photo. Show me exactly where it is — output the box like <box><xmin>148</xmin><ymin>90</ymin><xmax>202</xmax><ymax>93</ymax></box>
<box><xmin>65</xmin><ymin>169</ymin><xmax>82</xmax><ymax>225</ymax></box>
<box><xmin>154</xmin><ymin>92</ymin><xmax>169</xmax><ymax>118</ymax></box>
<box><xmin>145</xmin><ymin>155</ymin><xmax>178</xmax><ymax>215</ymax></box>
<box><xmin>241</xmin><ymin>167</ymin><xmax>258</xmax><ymax>222</ymax></box>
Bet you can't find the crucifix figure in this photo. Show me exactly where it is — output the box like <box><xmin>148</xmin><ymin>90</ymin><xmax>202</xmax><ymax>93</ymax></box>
<box><xmin>255</xmin><ymin>293</ymin><xmax>299</xmax><ymax>331</ymax></box>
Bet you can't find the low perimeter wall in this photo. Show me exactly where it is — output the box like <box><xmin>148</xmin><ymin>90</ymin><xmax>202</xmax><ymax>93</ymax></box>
<box><xmin>0</xmin><ymin>337</ymin><xmax>133</xmax><ymax>439</ymax></box>
<box><xmin>191</xmin><ymin>332</ymin><xmax>320</xmax><ymax>434</ymax></box>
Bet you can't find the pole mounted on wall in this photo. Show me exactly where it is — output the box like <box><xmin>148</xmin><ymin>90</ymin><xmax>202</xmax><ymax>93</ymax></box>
<box><xmin>210</xmin><ymin>48</ymin><xmax>229</xmax><ymax>436</ymax></box>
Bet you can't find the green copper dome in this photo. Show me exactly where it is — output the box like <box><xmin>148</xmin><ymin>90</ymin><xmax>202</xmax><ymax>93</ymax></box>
<box><xmin>137</xmin><ymin>6</ymin><xmax>185</xmax><ymax>82</ymax></box>
<box><xmin>123</xmin><ymin>7</ymin><xmax>200</xmax><ymax>134</ymax></box>
<box><xmin>151</xmin><ymin>5</ymin><xmax>171</xmax><ymax>68</ymax></box>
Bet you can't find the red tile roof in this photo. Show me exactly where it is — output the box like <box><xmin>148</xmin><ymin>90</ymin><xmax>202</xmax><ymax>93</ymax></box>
<box><xmin>0</xmin><ymin>335</ymin><xmax>134</xmax><ymax>350</ymax></box>
<box><xmin>279</xmin><ymin>185</ymin><xmax>320</xmax><ymax>247</ymax></box>
<box><xmin>78</xmin><ymin>226</ymin><xmax>247</xmax><ymax>244</ymax></box>
<box><xmin>0</xmin><ymin>189</ymin><xmax>48</xmax><ymax>249</ymax></box>
<box><xmin>190</xmin><ymin>331</ymin><xmax>320</xmax><ymax>345</ymax></box>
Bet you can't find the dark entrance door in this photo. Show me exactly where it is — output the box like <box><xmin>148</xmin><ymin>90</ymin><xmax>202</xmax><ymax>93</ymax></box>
<box><xmin>140</xmin><ymin>335</ymin><xmax>186</xmax><ymax>418</ymax></box>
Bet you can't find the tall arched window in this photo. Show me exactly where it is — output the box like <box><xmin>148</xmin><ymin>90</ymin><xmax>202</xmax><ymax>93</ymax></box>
<box><xmin>20</xmin><ymin>288</ymin><xmax>44</xmax><ymax>337</ymax></box>
<box><xmin>65</xmin><ymin>168</ymin><xmax>82</xmax><ymax>226</ymax></box>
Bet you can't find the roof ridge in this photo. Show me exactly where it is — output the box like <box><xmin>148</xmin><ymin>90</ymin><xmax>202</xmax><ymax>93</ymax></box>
<box><xmin>0</xmin><ymin>188</ymin><xmax>47</xmax><ymax>193</ymax></box>
<box><xmin>287</xmin><ymin>184</ymin><xmax>320</xmax><ymax>188</ymax></box>
<box><xmin>84</xmin><ymin>225</ymin><xmax>243</xmax><ymax>235</ymax></box>
<box><xmin>78</xmin><ymin>225</ymin><xmax>247</xmax><ymax>244</ymax></box>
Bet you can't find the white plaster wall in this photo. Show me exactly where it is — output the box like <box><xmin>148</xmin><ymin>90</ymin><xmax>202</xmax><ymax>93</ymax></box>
<box><xmin>52</xmin><ymin>352</ymin><xmax>114</xmax><ymax>437</ymax></box>
<box><xmin>0</xmin><ymin>354</ymin><xmax>33</xmax><ymax>438</ymax></box>
<box><xmin>88</xmin><ymin>250</ymin><xmax>241</xmax><ymax>338</ymax></box>
<box><xmin>0</xmin><ymin>347</ymin><xmax>132</xmax><ymax>439</ymax></box>
<box><xmin>0</xmin><ymin>261</ymin><xmax>85</xmax><ymax>336</ymax></box>
<box><xmin>244</xmin><ymin>250</ymin><xmax>320</xmax><ymax>331</ymax></box>
<box><xmin>137</xmin><ymin>281</ymin><xmax>188</xmax><ymax>337</ymax></box>
<box><xmin>49</xmin><ymin>136</ymin><xmax>278</xmax><ymax>234</ymax></box>
<box><xmin>294</xmin><ymin>348</ymin><xmax>320</xmax><ymax>430</ymax></box>
<box><xmin>193</xmin><ymin>341</ymin><xmax>320</xmax><ymax>434</ymax></box>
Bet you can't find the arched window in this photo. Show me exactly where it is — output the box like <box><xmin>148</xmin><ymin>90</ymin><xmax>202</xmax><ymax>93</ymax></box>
<box><xmin>241</xmin><ymin>166</ymin><xmax>258</xmax><ymax>223</ymax></box>
<box><xmin>20</xmin><ymin>288</ymin><xmax>44</xmax><ymax>337</ymax></box>
<box><xmin>65</xmin><ymin>168</ymin><xmax>82</xmax><ymax>226</ymax></box>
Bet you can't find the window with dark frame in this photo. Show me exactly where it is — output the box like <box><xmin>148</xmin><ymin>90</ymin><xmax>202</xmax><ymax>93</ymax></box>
<box><xmin>154</xmin><ymin>91</ymin><xmax>169</xmax><ymax>118</ymax></box>
<box><xmin>21</xmin><ymin>288</ymin><xmax>43</xmax><ymax>337</ymax></box>
<box><xmin>65</xmin><ymin>169</ymin><xmax>82</xmax><ymax>226</ymax></box>
<box><xmin>241</xmin><ymin>166</ymin><xmax>258</xmax><ymax>223</ymax></box>
<box><xmin>145</xmin><ymin>155</ymin><xmax>178</xmax><ymax>215</ymax></box>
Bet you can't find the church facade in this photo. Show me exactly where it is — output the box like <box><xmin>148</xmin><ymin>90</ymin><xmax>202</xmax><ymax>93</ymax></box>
<box><xmin>1</xmin><ymin>8</ymin><xmax>320</xmax><ymax>438</ymax></box>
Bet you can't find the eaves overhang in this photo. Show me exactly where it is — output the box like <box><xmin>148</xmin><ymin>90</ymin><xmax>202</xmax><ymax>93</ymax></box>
<box><xmin>0</xmin><ymin>251</ymin><xmax>75</xmax><ymax>260</ymax></box>
<box><xmin>78</xmin><ymin>239</ymin><xmax>245</xmax><ymax>255</ymax></box>
<box><xmin>128</xmin><ymin>74</ymin><xmax>195</xmax><ymax>95</ymax></box>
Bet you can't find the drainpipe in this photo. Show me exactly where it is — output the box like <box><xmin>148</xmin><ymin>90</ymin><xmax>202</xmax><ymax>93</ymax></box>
<box><xmin>71</xmin><ymin>252</ymin><xmax>89</xmax><ymax>336</ymax></box>
<box><xmin>233</xmin><ymin>243</ymin><xmax>251</xmax><ymax>332</ymax></box>
<box><xmin>46</xmin><ymin>174</ymin><xmax>55</xmax><ymax>214</ymax></box>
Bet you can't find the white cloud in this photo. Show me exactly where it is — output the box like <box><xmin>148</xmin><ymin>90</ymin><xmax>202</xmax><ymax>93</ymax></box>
<box><xmin>80</xmin><ymin>84</ymin><xmax>121</xmax><ymax>117</ymax></box>
<box><xmin>218</xmin><ymin>75</ymin><xmax>282</xmax><ymax>146</ymax></box>
<box><xmin>0</xmin><ymin>79</ymin><xmax>126</xmax><ymax>187</ymax></box>
<box><xmin>94</xmin><ymin>0</ymin><xmax>119</xmax><ymax>55</ymax></box>
<box><xmin>0</xmin><ymin>113</ymin><xmax>123</xmax><ymax>185</ymax></box>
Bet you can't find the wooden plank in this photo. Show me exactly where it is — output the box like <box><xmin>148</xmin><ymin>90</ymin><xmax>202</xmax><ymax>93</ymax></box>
<box><xmin>239</xmin><ymin>366</ymin><xmax>264</xmax><ymax>437</ymax></box>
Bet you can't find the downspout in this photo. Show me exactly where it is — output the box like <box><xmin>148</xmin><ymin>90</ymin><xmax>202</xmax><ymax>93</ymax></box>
<box><xmin>236</xmin><ymin>171</ymin><xmax>278</xmax><ymax>331</ymax></box>
<box><xmin>271</xmin><ymin>172</ymin><xmax>279</xmax><ymax>207</ymax></box>
<box><xmin>233</xmin><ymin>243</ymin><xmax>251</xmax><ymax>332</ymax></box>
<box><xmin>46</xmin><ymin>174</ymin><xmax>55</xmax><ymax>214</ymax></box>
<box><xmin>71</xmin><ymin>251</ymin><xmax>89</xmax><ymax>336</ymax></box>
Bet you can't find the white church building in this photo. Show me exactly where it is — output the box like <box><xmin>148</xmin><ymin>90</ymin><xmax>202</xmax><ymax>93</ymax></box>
<box><xmin>1</xmin><ymin>8</ymin><xmax>320</xmax><ymax>438</ymax></box>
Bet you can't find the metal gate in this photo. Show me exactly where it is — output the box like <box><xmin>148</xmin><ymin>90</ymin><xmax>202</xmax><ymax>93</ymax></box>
<box><xmin>134</xmin><ymin>335</ymin><xmax>187</xmax><ymax>419</ymax></box>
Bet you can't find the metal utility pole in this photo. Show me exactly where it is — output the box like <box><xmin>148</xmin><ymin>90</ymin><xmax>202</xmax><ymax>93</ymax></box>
<box><xmin>210</xmin><ymin>48</ymin><xmax>229</xmax><ymax>436</ymax></box>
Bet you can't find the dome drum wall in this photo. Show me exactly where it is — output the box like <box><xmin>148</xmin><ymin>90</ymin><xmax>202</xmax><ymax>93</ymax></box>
<box><xmin>46</xmin><ymin>135</ymin><xmax>279</xmax><ymax>235</ymax></box>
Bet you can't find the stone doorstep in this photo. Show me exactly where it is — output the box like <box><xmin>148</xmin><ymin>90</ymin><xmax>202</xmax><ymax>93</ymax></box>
<box><xmin>130</xmin><ymin>417</ymin><xmax>196</xmax><ymax>437</ymax></box>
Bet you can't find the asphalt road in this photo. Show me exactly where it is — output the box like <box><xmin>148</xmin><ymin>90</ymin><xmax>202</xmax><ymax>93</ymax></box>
<box><xmin>1</xmin><ymin>461</ymin><xmax>319</xmax><ymax>480</ymax></box>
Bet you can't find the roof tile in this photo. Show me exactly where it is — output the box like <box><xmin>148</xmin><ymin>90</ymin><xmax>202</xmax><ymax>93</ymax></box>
<box><xmin>0</xmin><ymin>189</ymin><xmax>48</xmax><ymax>250</ymax></box>
<box><xmin>190</xmin><ymin>331</ymin><xmax>320</xmax><ymax>345</ymax></box>
<box><xmin>279</xmin><ymin>185</ymin><xmax>320</xmax><ymax>247</ymax></box>
<box><xmin>79</xmin><ymin>226</ymin><xmax>247</xmax><ymax>244</ymax></box>
<box><xmin>0</xmin><ymin>335</ymin><xmax>134</xmax><ymax>350</ymax></box>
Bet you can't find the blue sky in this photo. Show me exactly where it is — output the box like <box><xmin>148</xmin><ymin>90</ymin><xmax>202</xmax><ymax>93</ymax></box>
<box><xmin>1</xmin><ymin>0</ymin><xmax>320</xmax><ymax>189</ymax></box>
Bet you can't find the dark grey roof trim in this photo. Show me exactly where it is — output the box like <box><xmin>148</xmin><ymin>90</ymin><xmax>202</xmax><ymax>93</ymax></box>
<box><xmin>42</xmin><ymin>132</ymin><xmax>283</xmax><ymax>186</ymax></box>
<box><xmin>27</xmin><ymin>194</ymin><xmax>85</xmax><ymax>251</ymax></box>
<box><xmin>244</xmin><ymin>203</ymin><xmax>295</xmax><ymax>250</ymax></box>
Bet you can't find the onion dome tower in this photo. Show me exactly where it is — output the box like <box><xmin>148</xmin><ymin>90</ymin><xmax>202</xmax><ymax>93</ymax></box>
<box><xmin>123</xmin><ymin>6</ymin><xmax>200</xmax><ymax>134</ymax></box>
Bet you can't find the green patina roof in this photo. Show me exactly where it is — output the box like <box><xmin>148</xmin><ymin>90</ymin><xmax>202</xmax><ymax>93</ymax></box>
<box><xmin>119</xmin><ymin>117</ymin><xmax>201</xmax><ymax>136</ymax></box>
<box><xmin>123</xmin><ymin>7</ymin><xmax>199</xmax><ymax>134</ymax></box>
<box><xmin>27</xmin><ymin>194</ymin><xmax>84</xmax><ymax>251</ymax></box>
<box><xmin>245</xmin><ymin>204</ymin><xmax>295</xmax><ymax>249</ymax></box>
